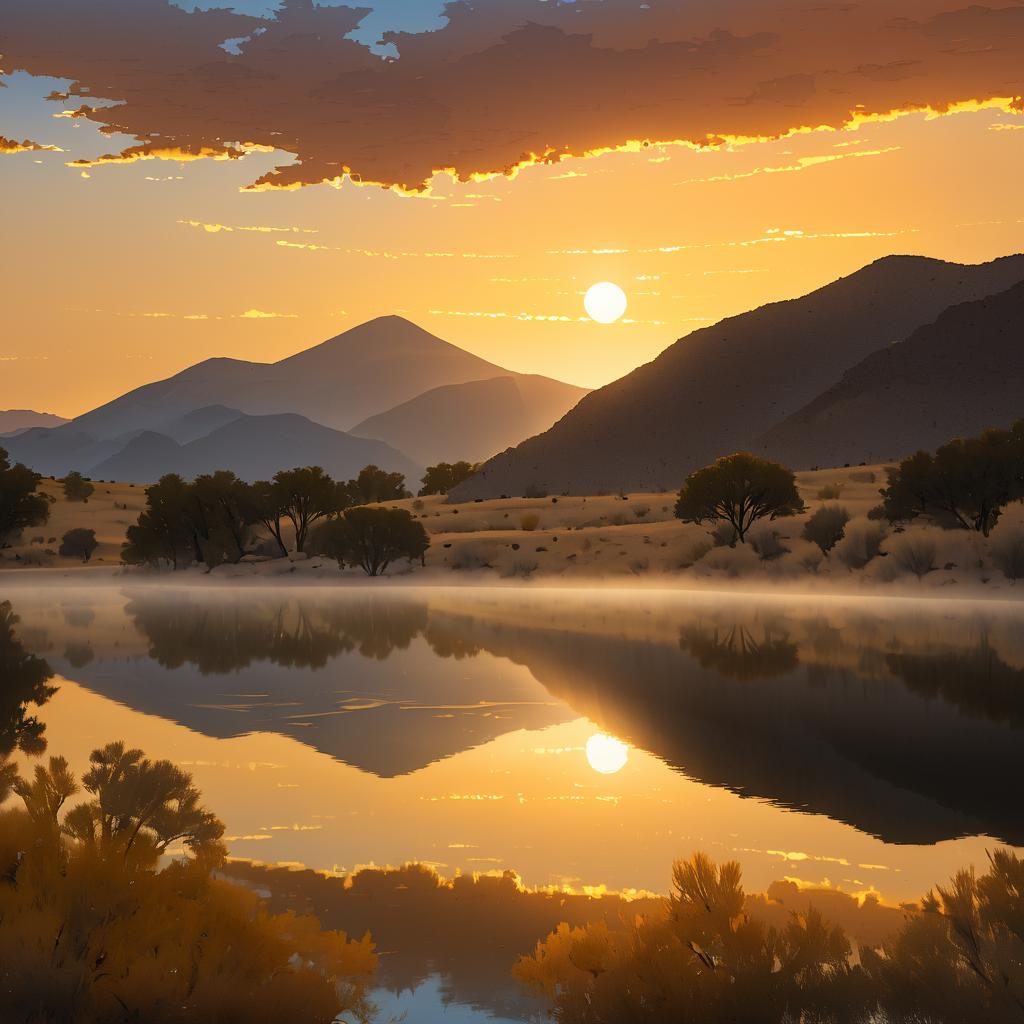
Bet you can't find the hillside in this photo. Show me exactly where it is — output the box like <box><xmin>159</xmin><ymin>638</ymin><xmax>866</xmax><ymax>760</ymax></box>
<box><xmin>88</xmin><ymin>412</ymin><xmax>420</xmax><ymax>484</ymax></box>
<box><xmin>753</xmin><ymin>279</ymin><xmax>1024</xmax><ymax>467</ymax></box>
<box><xmin>351</xmin><ymin>374</ymin><xmax>588</xmax><ymax>466</ymax></box>
<box><xmin>450</xmin><ymin>254</ymin><xmax>1024</xmax><ymax>498</ymax></box>
<box><xmin>69</xmin><ymin>316</ymin><xmax>584</xmax><ymax>439</ymax></box>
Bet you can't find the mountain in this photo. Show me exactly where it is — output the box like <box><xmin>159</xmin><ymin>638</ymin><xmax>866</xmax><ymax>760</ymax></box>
<box><xmin>0</xmin><ymin>409</ymin><xmax>68</xmax><ymax>437</ymax></box>
<box><xmin>351</xmin><ymin>374</ymin><xmax>589</xmax><ymax>466</ymax></box>
<box><xmin>450</xmin><ymin>254</ymin><xmax>1024</xmax><ymax>498</ymax></box>
<box><xmin>2</xmin><ymin>424</ymin><xmax>128</xmax><ymax>477</ymax></box>
<box><xmin>753</xmin><ymin>280</ymin><xmax>1024</xmax><ymax>468</ymax></box>
<box><xmin>88</xmin><ymin>412</ymin><xmax>420</xmax><ymax>484</ymax></box>
<box><xmin>69</xmin><ymin>316</ymin><xmax>585</xmax><ymax>441</ymax></box>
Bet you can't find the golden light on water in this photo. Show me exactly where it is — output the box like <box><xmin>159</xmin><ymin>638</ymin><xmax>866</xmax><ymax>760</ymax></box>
<box><xmin>585</xmin><ymin>732</ymin><xmax>629</xmax><ymax>774</ymax></box>
<box><xmin>583</xmin><ymin>282</ymin><xmax>627</xmax><ymax>324</ymax></box>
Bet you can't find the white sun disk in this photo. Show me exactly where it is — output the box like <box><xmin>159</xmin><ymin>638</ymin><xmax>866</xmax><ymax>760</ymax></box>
<box><xmin>584</xmin><ymin>281</ymin><xmax>627</xmax><ymax>324</ymax></box>
<box><xmin>585</xmin><ymin>733</ymin><xmax>629</xmax><ymax>775</ymax></box>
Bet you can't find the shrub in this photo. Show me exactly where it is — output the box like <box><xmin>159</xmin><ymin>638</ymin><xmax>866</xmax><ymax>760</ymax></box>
<box><xmin>675</xmin><ymin>453</ymin><xmax>804</xmax><ymax>543</ymax></box>
<box><xmin>888</xmin><ymin>530</ymin><xmax>939</xmax><ymax>579</ymax></box>
<box><xmin>0</xmin><ymin>744</ymin><xmax>378</xmax><ymax>1022</ymax></box>
<box><xmin>710</xmin><ymin>522</ymin><xmax>737</xmax><ymax>547</ymax></box>
<box><xmin>747</xmin><ymin>523</ymin><xmax>788</xmax><ymax>561</ymax></box>
<box><xmin>519</xmin><ymin>513</ymin><xmax>540</xmax><ymax>532</ymax></box>
<box><xmin>678</xmin><ymin>539</ymin><xmax>713</xmax><ymax>569</ymax></box>
<box><xmin>816</xmin><ymin>482</ymin><xmax>844</xmax><ymax>500</ymax></box>
<box><xmin>633</xmin><ymin>505</ymin><xmax>650</xmax><ymax>519</ymax></box>
<box><xmin>61</xmin><ymin>471</ymin><xmax>94</xmax><ymax>503</ymax></box>
<box><xmin>502</xmin><ymin>559</ymin><xmax>538</xmax><ymax>579</ymax></box>
<box><xmin>450</xmin><ymin>542</ymin><xmax>493</xmax><ymax>570</ymax></box>
<box><xmin>418</xmin><ymin>461</ymin><xmax>478</xmax><ymax>496</ymax></box>
<box><xmin>833</xmin><ymin>519</ymin><xmax>887</xmax><ymax>570</ymax></box>
<box><xmin>59</xmin><ymin>528</ymin><xmax>98</xmax><ymax>563</ymax></box>
<box><xmin>802</xmin><ymin>505</ymin><xmax>851</xmax><ymax>554</ymax></box>
<box><xmin>989</xmin><ymin>522</ymin><xmax>1024</xmax><ymax>580</ymax></box>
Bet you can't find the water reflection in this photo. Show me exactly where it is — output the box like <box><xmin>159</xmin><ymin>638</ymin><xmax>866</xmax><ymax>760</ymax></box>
<box><xmin>7</xmin><ymin>586</ymin><xmax>1024</xmax><ymax>864</ymax></box>
<box><xmin>0</xmin><ymin>600</ymin><xmax>56</xmax><ymax>758</ymax></box>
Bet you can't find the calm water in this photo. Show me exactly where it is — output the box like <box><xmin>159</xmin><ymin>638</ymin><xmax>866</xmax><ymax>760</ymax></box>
<box><xmin>5</xmin><ymin>582</ymin><xmax>1024</xmax><ymax>1022</ymax></box>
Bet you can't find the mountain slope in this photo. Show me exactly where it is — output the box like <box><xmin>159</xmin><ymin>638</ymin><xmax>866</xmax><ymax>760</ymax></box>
<box><xmin>752</xmin><ymin>279</ymin><xmax>1024</xmax><ymax>468</ymax></box>
<box><xmin>71</xmin><ymin>316</ymin><xmax>583</xmax><ymax>440</ymax></box>
<box><xmin>0</xmin><ymin>409</ymin><xmax>68</xmax><ymax>437</ymax></box>
<box><xmin>351</xmin><ymin>374</ymin><xmax>589</xmax><ymax>466</ymax></box>
<box><xmin>88</xmin><ymin>412</ymin><xmax>421</xmax><ymax>484</ymax></box>
<box><xmin>450</xmin><ymin>254</ymin><xmax>1024</xmax><ymax>498</ymax></box>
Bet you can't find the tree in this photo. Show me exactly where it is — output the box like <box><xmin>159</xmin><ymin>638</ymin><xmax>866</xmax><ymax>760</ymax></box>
<box><xmin>0</xmin><ymin>744</ymin><xmax>379</xmax><ymax>1022</ymax></box>
<box><xmin>244</xmin><ymin>478</ymin><xmax>290</xmax><ymax>557</ymax></box>
<box><xmin>802</xmin><ymin>505</ymin><xmax>851</xmax><ymax>554</ymax></box>
<box><xmin>0</xmin><ymin>447</ymin><xmax>51</xmax><ymax>547</ymax></box>
<box><xmin>59</xmin><ymin>528</ymin><xmax>98</xmax><ymax>563</ymax></box>
<box><xmin>675</xmin><ymin>453</ymin><xmax>805</xmax><ymax>544</ymax></box>
<box><xmin>191</xmin><ymin>470</ymin><xmax>251</xmax><ymax>564</ymax></box>
<box><xmin>419</xmin><ymin>461</ymin><xmax>479</xmax><ymax>496</ymax></box>
<box><xmin>317</xmin><ymin>506</ymin><xmax>429</xmax><ymax>576</ymax></box>
<box><xmin>348</xmin><ymin>464</ymin><xmax>409</xmax><ymax>504</ymax></box>
<box><xmin>875</xmin><ymin>427</ymin><xmax>1024</xmax><ymax>536</ymax></box>
<box><xmin>272</xmin><ymin>466</ymin><xmax>346</xmax><ymax>553</ymax></box>
<box><xmin>121</xmin><ymin>474</ymin><xmax>195</xmax><ymax>569</ymax></box>
<box><xmin>61</xmin><ymin>471</ymin><xmax>94</xmax><ymax>503</ymax></box>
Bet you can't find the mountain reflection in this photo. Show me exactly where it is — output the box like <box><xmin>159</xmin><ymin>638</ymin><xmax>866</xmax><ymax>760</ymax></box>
<box><xmin>8</xmin><ymin>589</ymin><xmax>1024</xmax><ymax>845</ymax></box>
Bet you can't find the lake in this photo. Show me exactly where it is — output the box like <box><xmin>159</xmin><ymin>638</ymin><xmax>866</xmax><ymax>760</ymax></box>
<box><xmin>4</xmin><ymin>581</ymin><xmax>1023</xmax><ymax>1022</ymax></box>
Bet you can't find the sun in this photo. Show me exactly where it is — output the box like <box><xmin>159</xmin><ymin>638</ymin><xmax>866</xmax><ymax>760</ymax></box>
<box><xmin>584</xmin><ymin>282</ymin><xmax>628</xmax><ymax>324</ymax></box>
<box><xmin>585</xmin><ymin>733</ymin><xmax>629</xmax><ymax>775</ymax></box>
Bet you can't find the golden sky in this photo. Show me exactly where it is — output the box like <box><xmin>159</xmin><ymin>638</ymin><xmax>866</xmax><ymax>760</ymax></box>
<box><xmin>1</xmin><ymin>0</ymin><xmax>1023</xmax><ymax>416</ymax></box>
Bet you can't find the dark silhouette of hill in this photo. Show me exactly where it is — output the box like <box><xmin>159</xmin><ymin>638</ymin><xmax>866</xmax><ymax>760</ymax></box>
<box><xmin>0</xmin><ymin>409</ymin><xmax>68</xmax><ymax>437</ymax></box>
<box><xmin>451</xmin><ymin>254</ymin><xmax>1024</xmax><ymax>498</ymax></box>
<box><xmin>351</xmin><ymin>374</ymin><xmax>588</xmax><ymax>466</ymax></box>
<box><xmin>160</xmin><ymin>404</ymin><xmax>243</xmax><ymax>444</ymax></box>
<box><xmin>753</xmin><ymin>279</ymin><xmax>1024</xmax><ymax>468</ymax></box>
<box><xmin>87</xmin><ymin>412</ymin><xmax>420</xmax><ymax>483</ymax></box>
<box><xmin>67</xmin><ymin>315</ymin><xmax>584</xmax><ymax>440</ymax></box>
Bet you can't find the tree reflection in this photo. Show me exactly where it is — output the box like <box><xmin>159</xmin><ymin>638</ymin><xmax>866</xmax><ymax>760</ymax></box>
<box><xmin>679</xmin><ymin>621</ymin><xmax>799</xmax><ymax>680</ymax></box>
<box><xmin>886</xmin><ymin>639</ymin><xmax>1024</xmax><ymax>727</ymax></box>
<box><xmin>126</xmin><ymin>594</ymin><xmax>430</xmax><ymax>672</ymax></box>
<box><xmin>0</xmin><ymin>600</ymin><xmax>56</xmax><ymax>759</ymax></box>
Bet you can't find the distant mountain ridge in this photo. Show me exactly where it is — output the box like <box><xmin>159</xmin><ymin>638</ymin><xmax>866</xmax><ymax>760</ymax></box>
<box><xmin>70</xmin><ymin>315</ymin><xmax>585</xmax><ymax>441</ymax></box>
<box><xmin>0</xmin><ymin>409</ymin><xmax>68</xmax><ymax>437</ymax></box>
<box><xmin>451</xmin><ymin>254</ymin><xmax>1024</xmax><ymax>498</ymax></box>
<box><xmin>2</xmin><ymin>317</ymin><xmax>587</xmax><ymax>482</ymax></box>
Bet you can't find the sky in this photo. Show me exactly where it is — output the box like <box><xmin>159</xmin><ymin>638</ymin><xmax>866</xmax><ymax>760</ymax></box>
<box><xmin>1</xmin><ymin>0</ymin><xmax>1023</xmax><ymax>417</ymax></box>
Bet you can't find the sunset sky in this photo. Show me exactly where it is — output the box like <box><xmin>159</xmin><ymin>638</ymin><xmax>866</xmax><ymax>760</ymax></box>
<box><xmin>1</xmin><ymin>0</ymin><xmax>1022</xmax><ymax>417</ymax></box>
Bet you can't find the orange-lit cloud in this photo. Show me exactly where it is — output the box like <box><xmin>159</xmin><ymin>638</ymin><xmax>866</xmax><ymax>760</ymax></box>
<box><xmin>0</xmin><ymin>135</ymin><xmax>61</xmax><ymax>154</ymax></box>
<box><xmin>0</xmin><ymin>0</ymin><xmax>1021</xmax><ymax>191</ymax></box>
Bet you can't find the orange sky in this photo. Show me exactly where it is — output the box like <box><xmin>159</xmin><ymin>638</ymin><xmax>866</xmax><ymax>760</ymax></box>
<box><xmin>1</xmin><ymin>2</ymin><xmax>1023</xmax><ymax>416</ymax></box>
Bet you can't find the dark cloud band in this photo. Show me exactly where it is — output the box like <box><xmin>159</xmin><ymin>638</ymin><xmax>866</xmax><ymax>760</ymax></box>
<box><xmin>2</xmin><ymin>0</ymin><xmax>1022</xmax><ymax>191</ymax></box>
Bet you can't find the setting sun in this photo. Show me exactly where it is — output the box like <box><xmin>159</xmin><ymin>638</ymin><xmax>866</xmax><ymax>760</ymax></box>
<box><xmin>585</xmin><ymin>732</ymin><xmax>630</xmax><ymax>774</ymax></box>
<box><xmin>584</xmin><ymin>282</ymin><xmax>628</xmax><ymax>325</ymax></box>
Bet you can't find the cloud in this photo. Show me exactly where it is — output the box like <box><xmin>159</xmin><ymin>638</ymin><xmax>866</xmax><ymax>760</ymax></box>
<box><xmin>0</xmin><ymin>0</ymin><xmax>1022</xmax><ymax>191</ymax></box>
<box><xmin>239</xmin><ymin>308</ymin><xmax>297</xmax><ymax>319</ymax></box>
<box><xmin>0</xmin><ymin>135</ymin><xmax>61</xmax><ymax>154</ymax></box>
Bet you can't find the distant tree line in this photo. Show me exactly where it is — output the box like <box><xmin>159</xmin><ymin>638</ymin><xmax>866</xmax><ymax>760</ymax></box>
<box><xmin>674</xmin><ymin>421</ymin><xmax>1024</xmax><ymax>545</ymax></box>
<box><xmin>122</xmin><ymin>464</ymin><xmax>427</xmax><ymax>575</ymax></box>
<box><xmin>872</xmin><ymin>420</ymin><xmax>1024</xmax><ymax>535</ymax></box>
